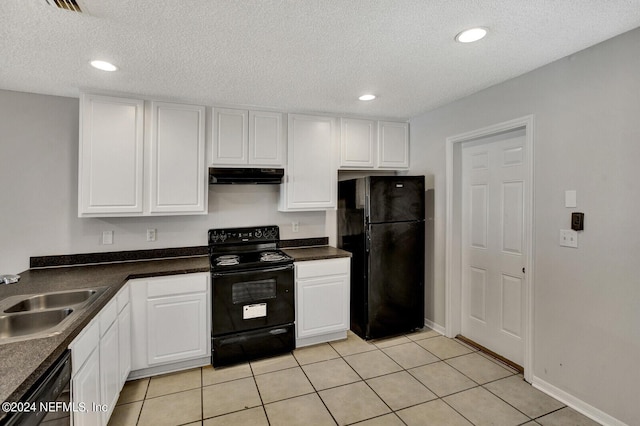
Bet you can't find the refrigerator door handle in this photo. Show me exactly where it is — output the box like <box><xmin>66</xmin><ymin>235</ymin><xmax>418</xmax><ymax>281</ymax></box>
<box><xmin>364</xmin><ymin>194</ymin><xmax>370</xmax><ymax>224</ymax></box>
<box><xmin>366</xmin><ymin>232</ymin><xmax>371</xmax><ymax>252</ymax></box>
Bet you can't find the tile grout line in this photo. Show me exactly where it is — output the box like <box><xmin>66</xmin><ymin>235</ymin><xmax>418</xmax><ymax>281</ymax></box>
<box><xmin>292</xmin><ymin>347</ymin><xmax>340</xmax><ymax>425</ymax></box>
<box><xmin>248</xmin><ymin>361</ymin><xmax>272</xmax><ymax>426</ymax></box>
<box><xmin>332</xmin><ymin>332</ymin><xmax>454</xmax><ymax>425</ymax></box>
<box><xmin>131</xmin><ymin>329</ymin><xmax>570</xmax><ymax>426</ymax></box>
<box><xmin>134</xmin><ymin>377</ymin><xmax>150</xmax><ymax>426</ymax></box>
<box><xmin>200</xmin><ymin>367</ymin><xmax>204</xmax><ymax>426</ymax></box>
<box><xmin>438</xmin><ymin>350</ymin><xmax>551</xmax><ymax>423</ymax></box>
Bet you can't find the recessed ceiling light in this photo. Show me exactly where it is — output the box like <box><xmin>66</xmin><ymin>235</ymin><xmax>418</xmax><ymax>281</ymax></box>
<box><xmin>90</xmin><ymin>60</ymin><xmax>118</xmax><ymax>72</ymax></box>
<box><xmin>455</xmin><ymin>27</ymin><xmax>488</xmax><ymax>43</ymax></box>
<box><xmin>359</xmin><ymin>94</ymin><xmax>376</xmax><ymax>101</ymax></box>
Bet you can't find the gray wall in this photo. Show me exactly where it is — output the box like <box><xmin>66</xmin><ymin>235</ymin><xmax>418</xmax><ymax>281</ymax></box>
<box><xmin>0</xmin><ymin>89</ymin><xmax>326</xmax><ymax>273</ymax></box>
<box><xmin>409</xmin><ymin>28</ymin><xmax>640</xmax><ymax>424</ymax></box>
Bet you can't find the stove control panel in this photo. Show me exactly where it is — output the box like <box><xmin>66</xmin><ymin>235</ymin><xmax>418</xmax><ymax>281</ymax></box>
<box><xmin>209</xmin><ymin>225</ymin><xmax>280</xmax><ymax>245</ymax></box>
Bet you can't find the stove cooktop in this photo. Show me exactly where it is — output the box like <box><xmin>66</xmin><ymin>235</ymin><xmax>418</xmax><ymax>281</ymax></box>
<box><xmin>208</xmin><ymin>225</ymin><xmax>293</xmax><ymax>272</ymax></box>
<box><xmin>210</xmin><ymin>250</ymin><xmax>293</xmax><ymax>272</ymax></box>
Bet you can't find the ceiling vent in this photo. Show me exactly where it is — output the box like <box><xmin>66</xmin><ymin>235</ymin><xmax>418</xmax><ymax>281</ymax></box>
<box><xmin>44</xmin><ymin>0</ymin><xmax>82</xmax><ymax>13</ymax></box>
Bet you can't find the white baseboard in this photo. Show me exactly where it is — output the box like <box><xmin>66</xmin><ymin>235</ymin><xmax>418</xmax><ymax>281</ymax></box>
<box><xmin>424</xmin><ymin>318</ymin><xmax>445</xmax><ymax>335</ymax></box>
<box><xmin>531</xmin><ymin>376</ymin><xmax>627</xmax><ymax>426</ymax></box>
<box><xmin>128</xmin><ymin>356</ymin><xmax>211</xmax><ymax>380</ymax></box>
<box><xmin>296</xmin><ymin>330</ymin><xmax>347</xmax><ymax>348</ymax></box>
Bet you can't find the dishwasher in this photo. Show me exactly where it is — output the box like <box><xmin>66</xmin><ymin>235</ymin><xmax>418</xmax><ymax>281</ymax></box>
<box><xmin>1</xmin><ymin>350</ymin><xmax>71</xmax><ymax>426</ymax></box>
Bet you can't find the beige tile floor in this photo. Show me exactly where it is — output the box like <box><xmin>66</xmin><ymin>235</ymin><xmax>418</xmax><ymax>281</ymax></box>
<box><xmin>108</xmin><ymin>329</ymin><xmax>601</xmax><ymax>426</ymax></box>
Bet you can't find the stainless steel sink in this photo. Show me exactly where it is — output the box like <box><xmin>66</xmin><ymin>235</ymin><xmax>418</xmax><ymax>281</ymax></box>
<box><xmin>0</xmin><ymin>308</ymin><xmax>74</xmax><ymax>339</ymax></box>
<box><xmin>0</xmin><ymin>287</ymin><xmax>107</xmax><ymax>344</ymax></box>
<box><xmin>3</xmin><ymin>289</ymin><xmax>103</xmax><ymax>313</ymax></box>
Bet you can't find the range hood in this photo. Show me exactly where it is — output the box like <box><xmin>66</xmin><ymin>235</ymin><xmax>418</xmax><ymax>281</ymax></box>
<box><xmin>209</xmin><ymin>168</ymin><xmax>284</xmax><ymax>184</ymax></box>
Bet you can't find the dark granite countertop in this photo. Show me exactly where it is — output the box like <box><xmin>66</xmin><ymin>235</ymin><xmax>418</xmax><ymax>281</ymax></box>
<box><xmin>283</xmin><ymin>246</ymin><xmax>352</xmax><ymax>261</ymax></box>
<box><xmin>0</xmin><ymin>256</ymin><xmax>209</xmax><ymax>412</ymax></box>
<box><xmin>0</xmin><ymin>241</ymin><xmax>348</xmax><ymax>415</ymax></box>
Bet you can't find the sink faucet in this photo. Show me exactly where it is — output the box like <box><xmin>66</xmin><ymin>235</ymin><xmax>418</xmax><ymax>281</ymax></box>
<box><xmin>0</xmin><ymin>274</ymin><xmax>20</xmax><ymax>285</ymax></box>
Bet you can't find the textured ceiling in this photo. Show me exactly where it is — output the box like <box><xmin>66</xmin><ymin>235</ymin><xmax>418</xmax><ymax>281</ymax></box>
<box><xmin>1</xmin><ymin>0</ymin><xmax>640</xmax><ymax>119</ymax></box>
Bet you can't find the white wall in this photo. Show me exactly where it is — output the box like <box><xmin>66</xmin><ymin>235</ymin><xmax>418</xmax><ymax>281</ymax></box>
<box><xmin>0</xmin><ymin>89</ymin><xmax>326</xmax><ymax>273</ymax></box>
<box><xmin>409</xmin><ymin>28</ymin><xmax>640</xmax><ymax>425</ymax></box>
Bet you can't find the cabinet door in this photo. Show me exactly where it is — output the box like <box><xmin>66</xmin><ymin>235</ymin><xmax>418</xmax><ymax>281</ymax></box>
<box><xmin>297</xmin><ymin>274</ymin><xmax>350</xmax><ymax>338</ymax></box>
<box><xmin>340</xmin><ymin>118</ymin><xmax>376</xmax><ymax>168</ymax></box>
<box><xmin>79</xmin><ymin>94</ymin><xmax>144</xmax><ymax>216</ymax></box>
<box><xmin>296</xmin><ymin>259</ymin><xmax>350</xmax><ymax>338</ymax></box>
<box><xmin>149</xmin><ymin>102</ymin><xmax>207</xmax><ymax>214</ymax></box>
<box><xmin>146</xmin><ymin>292</ymin><xmax>208</xmax><ymax>365</ymax></box>
<box><xmin>129</xmin><ymin>278</ymin><xmax>148</xmax><ymax>371</ymax></box>
<box><xmin>72</xmin><ymin>348</ymin><xmax>101</xmax><ymax>426</ymax></box>
<box><xmin>118</xmin><ymin>304</ymin><xmax>131</xmax><ymax>388</ymax></box>
<box><xmin>281</xmin><ymin>114</ymin><xmax>337</xmax><ymax>210</ymax></box>
<box><xmin>378</xmin><ymin>121</ymin><xmax>409</xmax><ymax>169</ymax></box>
<box><xmin>100</xmin><ymin>321</ymin><xmax>119</xmax><ymax>425</ymax></box>
<box><xmin>211</xmin><ymin>108</ymin><xmax>248</xmax><ymax>165</ymax></box>
<box><xmin>248</xmin><ymin>111</ymin><xmax>284</xmax><ymax>165</ymax></box>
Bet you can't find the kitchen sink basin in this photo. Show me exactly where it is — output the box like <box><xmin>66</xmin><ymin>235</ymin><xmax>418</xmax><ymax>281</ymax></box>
<box><xmin>0</xmin><ymin>308</ymin><xmax>74</xmax><ymax>339</ymax></box>
<box><xmin>3</xmin><ymin>288</ymin><xmax>104</xmax><ymax>313</ymax></box>
<box><xmin>0</xmin><ymin>287</ymin><xmax>107</xmax><ymax>344</ymax></box>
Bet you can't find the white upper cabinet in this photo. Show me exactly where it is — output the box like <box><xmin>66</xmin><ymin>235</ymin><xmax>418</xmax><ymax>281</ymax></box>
<box><xmin>340</xmin><ymin>118</ymin><xmax>376</xmax><ymax>168</ymax></box>
<box><xmin>248</xmin><ymin>110</ymin><xmax>284</xmax><ymax>165</ymax></box>
<box><xmin>78</xmin><ymin>94</ymin><xmax>207</xmax><ymax>217</ymax></box>
<box><xmin>339</xmin><ymin>119</ymin><xmax>409</xmax><ymax>169</ymax></box>
<box><xmin>211</xmin><ymin>108</ymin><xmax>284</xmax><ymax>166</ymax></box>
<box><xmin>279</xmin><ymin>114</ymin><xmax>337</xmax><ymax>211</ymax></box>
<box><xmin>378</xmin><ymin>121</ymin><xmax>409</xmax><ymax>169</ymax></box>
<box><xmin>211</xmin><ymin>108</ymin><xmax>248</xmax><ymax>164</ymax></box>
<box><xmin>149</xmin><ymin>101</ymin><xmax>206</xmax><ymax>214</ymax></box>
<box><xmin>79</xmin><ymin>94</ymin><xmax>144</xmax><ymax>216</ymax></box>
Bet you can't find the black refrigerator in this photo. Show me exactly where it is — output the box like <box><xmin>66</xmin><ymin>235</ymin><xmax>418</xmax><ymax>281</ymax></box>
<box><xmin>338</xmin><ymin>175</ymin><xmax>425</xmax><ymax>340</ymax></box>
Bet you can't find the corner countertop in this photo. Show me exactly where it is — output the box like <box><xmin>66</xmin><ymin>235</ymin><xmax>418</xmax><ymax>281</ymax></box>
<box><xmin>0</xmin><ymin>243</ymin><xmax>350</xmax><ymax>414</ymax></box>
<box><xmin>283</xmin><ymin>246</ymin><xmax>352</xmax><ymax>261</ymax></box>
<box><xmin>0</xmin><ymin>256</ymin><xmax>210</xmax><ymax>412</ymax></box>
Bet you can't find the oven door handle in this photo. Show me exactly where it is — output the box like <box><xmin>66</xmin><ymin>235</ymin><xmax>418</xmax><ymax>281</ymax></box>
<box><xmin>212</xmin><ymin>264</ymin><xmax>293</xmax><ymax>278</ymax></box>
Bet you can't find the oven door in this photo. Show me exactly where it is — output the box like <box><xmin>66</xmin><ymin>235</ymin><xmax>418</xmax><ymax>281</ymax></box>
<box><xmin>212</xmin><ymin>264</ymin><xmax>294</xmax><ymax>336</ymax></box>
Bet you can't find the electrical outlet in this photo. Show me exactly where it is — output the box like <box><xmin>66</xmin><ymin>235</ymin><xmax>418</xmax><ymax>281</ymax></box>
<box><xmin>146</xmin><ymin>228</ymin><xmax>157</xmax><ymax>242</ymax></box>
<box><xmin>102</xmin><ymin>231</ymin><xmax>113</xmax><ymax>245</ymax></box>
<box><xmin>292</xmin><ymin>221</ymin><xmax>299</xmax><ymax>233</ymax></box>
<box><xmin>559</xmin><ymin>229</ymin><xmax>578</xmax><ymax>248</ymax></box>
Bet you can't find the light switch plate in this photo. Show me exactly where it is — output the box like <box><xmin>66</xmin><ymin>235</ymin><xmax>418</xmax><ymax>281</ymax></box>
<box><xmin>565</xmin><ymin>190</ymin><xmax>577</xmax><ymax>208</ymax></box>
<box><xmin>560</xmin><ymin>229</ymin><xmax>578</xmax><ymax>248</ymax></box>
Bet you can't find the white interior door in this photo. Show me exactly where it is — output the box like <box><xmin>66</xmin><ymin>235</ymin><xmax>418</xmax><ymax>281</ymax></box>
<box><xmin>461</xmin><ymin>128</ymin><xmax>527</xmax><ymax>366</ymax></box>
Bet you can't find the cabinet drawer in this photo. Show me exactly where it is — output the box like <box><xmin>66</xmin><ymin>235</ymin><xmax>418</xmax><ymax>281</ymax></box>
<box><xmin>146</xmin><ymin>273</ymin><xmax>208</xmax><ymax>298</ymax></box>
<box><xmin>70</xmin><ymin>319</ymin><xmax>99</xmax><ymax>371</ymax></box>
<box><xmin>296</xmin><ymin>258</ymin><xmax>350</xmax><ymax>279</ymax></box>
<box><xmin>99</xmin><ymin>299</ymin><xmax>118</xmax><ymax>336</ymax></box>
<box><xmin>116</xmin><ymin>284</ymin><xmax>130</xmax><ymax>312</ymax></box>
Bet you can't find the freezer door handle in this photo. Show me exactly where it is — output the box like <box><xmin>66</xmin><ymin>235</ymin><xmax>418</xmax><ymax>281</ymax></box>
<box><xmin>364</xmin><ymin>194</ymin><xmax>370</xmax><ymax>224</ymax></box>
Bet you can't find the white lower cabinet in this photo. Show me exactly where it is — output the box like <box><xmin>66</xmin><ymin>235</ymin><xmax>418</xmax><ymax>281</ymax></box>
<box><xmin>295</xmin><ymin>258</ymin><xmax>350</xmax><ymax>347</ymax></box>
<box><xmin>116</xmin><ymin>285</ymin><xmax>131</xmax><ymax>390</ymax></box>
<box><xmin>99</xmin><ymin>303</ymin><xmax>119</xmax><ymax>425</ymax></box>
<box><xmin>71</xmin><ymin>347</ymin><xmax>101</xmax><ymax>426</ymax></box>
<box><xmin>70</xmin><ymin>320</ymin><xmax>101</xmax><ymax>426</ymax></box>
<box><xmin>130</xmin><ymin>273</ymin><xmax>210</xmax><ymax>375</ymax></box>
<box><xmin>69</xmin><ymin>283</ymin><xmax>130</xmax><ymax>426</ymax></box>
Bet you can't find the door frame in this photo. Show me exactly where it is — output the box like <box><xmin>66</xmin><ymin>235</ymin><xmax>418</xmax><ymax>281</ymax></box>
<box><xmin>445</xmin><ymin>115</ymin><xmax>534</xmax><ymax>382</ymax></box>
